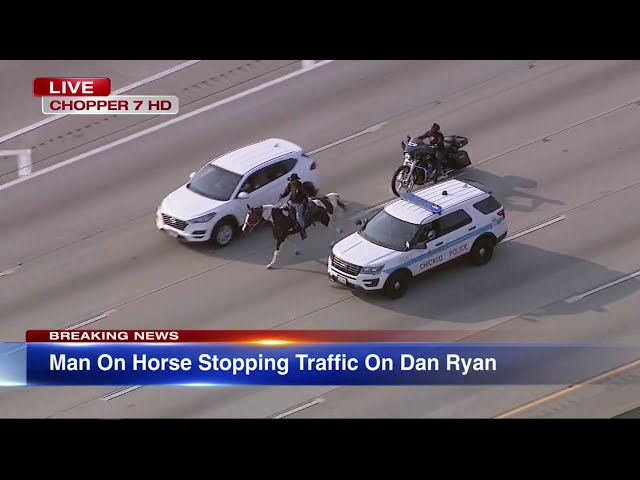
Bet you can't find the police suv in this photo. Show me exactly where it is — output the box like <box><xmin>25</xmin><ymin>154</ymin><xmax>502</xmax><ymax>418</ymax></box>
<box><xmin>328</xmin><ymin>179</ymin><xmax>508</xmax><ymax>299</ymax></box>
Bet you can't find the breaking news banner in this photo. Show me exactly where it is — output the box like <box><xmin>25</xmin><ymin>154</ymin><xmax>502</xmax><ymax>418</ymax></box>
<box><xmin>0</xmin><ymin>330</ymin><xmax>637</xmax><ymax>387</ymax></box>
<box><xmin>33</xmin><ymin>77</ymin><xmax>179</xmax><ymax>115</ymax></box>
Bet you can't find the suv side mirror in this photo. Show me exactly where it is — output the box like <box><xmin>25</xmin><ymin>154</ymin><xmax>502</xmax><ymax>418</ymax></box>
<box><xmin>237</xmin><ymin>191</ymin><xmax>250</xmax><ymax>199</ymax></box>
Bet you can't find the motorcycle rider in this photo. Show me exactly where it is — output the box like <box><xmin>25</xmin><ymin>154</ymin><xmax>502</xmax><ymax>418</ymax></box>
<box><xmin>418</xmin><ymin>123</ymin><xmax>447</xmax><ymax>183</ymax></box>
<box><xmin>279</xmin><ymin>173</ymin><xmax>308</xmax><ymax>239</ymax></box>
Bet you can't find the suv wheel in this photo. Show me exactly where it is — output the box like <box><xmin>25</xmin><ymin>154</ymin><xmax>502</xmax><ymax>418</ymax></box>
<box><xmin>212</xmin><ymin>219</ymin><xmax>236</xmax><ymax>247</ymax></box>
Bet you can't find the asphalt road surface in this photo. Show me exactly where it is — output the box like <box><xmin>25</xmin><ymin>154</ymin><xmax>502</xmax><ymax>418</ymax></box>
<box><xmin>615</xmin><ymin>405</ymin><xmax>640</xmax><ymax>418</ymax></box>
<box><xmin>0</xmin><ymin>60</ymin><xmax>300</xmax><ymax>180</ymax></box>
<box><xmin>1</xmin><ymin>60</ymin><xmax>640</xmax><ymax>418</ymax></box>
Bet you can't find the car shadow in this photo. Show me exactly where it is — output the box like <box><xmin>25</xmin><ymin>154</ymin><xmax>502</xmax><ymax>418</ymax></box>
<box><xmin>350</xmin><ymin>241</ymin><xmax>640</xmax><ymax>323</ymax></box>
<box><xmin>181</xmin><ymin>200</ymin><xmax>369</xmax><ymax>268</ymax></box>
<box><xmin>455</xmin><ymin>169</ymin><xmax>565</xmax><ymax>213</ymax></box>
<box><xmin>179</xmin><ymin>168</ymin><xmax>562</xmax><ymax>271</ymax></box>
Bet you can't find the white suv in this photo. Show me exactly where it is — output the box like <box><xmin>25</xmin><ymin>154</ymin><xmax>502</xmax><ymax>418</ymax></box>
<box><xmin>328</xmin><ymin>179</ymin><xmax>508</xmax><ymax>299</ymax></box>
<box><xmin>157</xmin><ymin>138</ymin><xmax>320</xmax><ymax>247</ymax></box>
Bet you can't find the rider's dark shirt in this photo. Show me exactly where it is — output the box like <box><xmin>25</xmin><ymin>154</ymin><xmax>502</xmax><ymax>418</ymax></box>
<box><xmin>280</xmin><ymin>180</ymin><xmax>307</xmax><ymax>203</ymax></box>
<box><xmin>419</xmin><ymin>129</ymin><xmax>445</xmax><ymax>150</ymax></box>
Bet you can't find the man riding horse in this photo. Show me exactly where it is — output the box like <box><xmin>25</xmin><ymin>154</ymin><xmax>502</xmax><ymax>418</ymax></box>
<box><xmin>279</xmin><ymin>173</ymin><xmax>311</xmax><ymax>240</ymax></box>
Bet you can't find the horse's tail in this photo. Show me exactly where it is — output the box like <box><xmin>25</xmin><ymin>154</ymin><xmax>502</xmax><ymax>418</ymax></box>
<box><xmin>327</xmin><ymin>192</ymin><xmax>347</xmax><ymax>211</ymax></box>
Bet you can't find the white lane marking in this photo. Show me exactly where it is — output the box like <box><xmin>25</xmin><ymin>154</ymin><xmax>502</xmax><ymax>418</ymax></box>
<box><xmin>0</xmin><ymin>60</ymin><xmax>204</xmax><ymax>145</ymax></box>
<box><xmin>2</xmin><ymin>307</ymin><xmax>116</xmax><ymax>356</ymax></box>
<box><xmin>0</xmin><ymin>265</ymin><xmax>20</xmax><ymax>277</ymax></box>
<box><xmin>503</xmin><ymin>215</ymin><xmax>566</xmax><ymax>242</ymax></box>
<box><xmin>0</xmin><ymin>60</ymin><xmax>334</xmax><ymax>193</ymax></box>
<box><xmin>271</xmin><ymin>398</ymin><xmax>325</xmax><ymax>419</ymax></box>
<box><xmin>308</xmin><ymin>122</ymin><xmax>387</xmax><ymax>155</ymax></box>
<box><xmin>566</xmin><ymin>270</ymin><xmax>640</xmax><ymax>304</ymax></box>
<box><xmin>6</xmin><ymin>345</ymin><xmax>26</xmax><ymax>356</ymax></box>
<box><xmin>101</xmin><ymin>385</ymin><xmax>143</xmax><ymax>401</ymax></box>
<box><xmin>63</xmin><ymin>309</ymin><xmax>117</xmax><ymax>330</ymax></box>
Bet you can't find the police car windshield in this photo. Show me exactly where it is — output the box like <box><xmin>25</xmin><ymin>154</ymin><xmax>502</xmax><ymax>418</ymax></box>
<box><xmin>187</xmin><ymin>164</ymin><xmax>242</xmax><ymax>201</ymax></box>
<box><xmin>359</xmin><ymin>210</ymin><xmax>420</xmax><ymax>251</ymax></box>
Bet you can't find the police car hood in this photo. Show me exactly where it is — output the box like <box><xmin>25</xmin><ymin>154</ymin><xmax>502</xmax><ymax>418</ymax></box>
<box><xmin>332</xmin><ymin>232</ymin><xmax>398</xmax><ymax>266</ymax></box>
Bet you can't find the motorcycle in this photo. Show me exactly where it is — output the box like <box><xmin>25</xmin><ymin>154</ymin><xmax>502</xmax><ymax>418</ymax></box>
<box><xmin>391</xmin><ymin>134</ymin><xmax>472</xmax><ymax>196</ymax></box>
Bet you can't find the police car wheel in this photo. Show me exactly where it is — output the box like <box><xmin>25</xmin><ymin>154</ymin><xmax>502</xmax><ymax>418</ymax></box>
<box><xmin>383</xmin><ymin>271</ymin><xmax>410</xmax><ymax>300</ymax></box>
<box><xmin>470</xmin><ymin>238</ymin><xmax>494</xmax><ymax>266</ymax></box>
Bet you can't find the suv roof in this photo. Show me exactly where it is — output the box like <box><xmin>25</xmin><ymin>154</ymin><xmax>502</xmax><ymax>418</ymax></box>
<box><xmin>211</xmin><ymin>138</ymin><xmax>303</xmax><ymax>175</ymax></box>
<box><xmin>385</xmin><ymin>179</ymin><xmax>488</xmax><ymax>224</ymax></box>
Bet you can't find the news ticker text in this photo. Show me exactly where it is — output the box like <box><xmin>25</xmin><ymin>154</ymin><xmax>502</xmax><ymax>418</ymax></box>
<box><xmin>1</xmin><ymin>330</ymin><xmax>636</xmax><ymax>387</ymax></box>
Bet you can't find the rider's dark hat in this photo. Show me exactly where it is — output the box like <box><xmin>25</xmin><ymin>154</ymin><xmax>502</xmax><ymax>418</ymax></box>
<box><xmin>288</xmin><ymin>173</ymin><xmax>300</xmax><ymax>181</ymax></box>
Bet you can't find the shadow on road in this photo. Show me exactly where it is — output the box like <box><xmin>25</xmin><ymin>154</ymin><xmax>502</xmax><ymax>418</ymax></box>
<box><xmin>352</xmin><ymin>240</ymin><xmax>640</xmax><ymax>323</ymax></box>
<box><xmin>182</xmin><ymin>200</ymin><xmax>368</xmax><ymax>268</ymax></box>
<box><xmin>173</xmin><ymin>170</ymin><xmax>609</xmax><ymax>325</ymax></box>
<box><xmin>457</xmin><ymin>169</ymin><xmax>565</xmax><ymax>213</ymax></box>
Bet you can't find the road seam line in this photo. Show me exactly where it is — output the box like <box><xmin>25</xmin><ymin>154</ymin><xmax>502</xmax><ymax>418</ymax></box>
<box><xmin>473</xmin><ymin>98</ymin><xmax>640</xmax><ymax>167</ymax></box>
<box><xmin>0</xmin><ymin>62</ymin><xmax>305</xmax><ymax>180</ymax></box>
<box><xmin>495</xmin><ymin>357</ymin><xmax>640</xmax><ymax>418</ymax></box>
<box><xmin>307</xmin><ymin>122</ymin><xmax>387</xmax><ymax>155</ymax></box>
<box><xmin>271</xmin><ymin>398</ymin><xmax>325</xmax><ymax>418</ymax></box>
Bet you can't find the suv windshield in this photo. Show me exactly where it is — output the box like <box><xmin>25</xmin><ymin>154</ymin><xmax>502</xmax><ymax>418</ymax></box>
<box><xmin>359</xmin><ymin>210</ymin><xmax>420</xmax><ymax>251</ymax></box>
<box><xmin>187</xmin><ymin>164</ymin><xmax>242</xmax><ymax>201</ymax></box>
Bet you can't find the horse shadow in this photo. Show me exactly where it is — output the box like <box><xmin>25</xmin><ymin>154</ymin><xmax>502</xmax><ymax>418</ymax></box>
<box><xmin>181</xmin><ymin>200</ymin><xmax>369</xmax><ymax>269</ymax></box>
<box><xmin>350</xmin><ymin>241</ymin><xmax>640</xmax><ymax>326</ymax></box>
<box><xmin>454</xmin><ymin>169</ymin><xmax>565</xmax><ymax>213</ymax></box>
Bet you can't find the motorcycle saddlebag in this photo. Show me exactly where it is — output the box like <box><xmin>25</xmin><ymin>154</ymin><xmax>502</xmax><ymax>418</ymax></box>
<box><xmin>444</xmin><ymin>135</ymin><xmax>468</xmax><ymax>149</ymax></box>
<box><xmin>449</xmin><ymin>150</ymin><xmax>471</xmax><ymax>169</ymax></box>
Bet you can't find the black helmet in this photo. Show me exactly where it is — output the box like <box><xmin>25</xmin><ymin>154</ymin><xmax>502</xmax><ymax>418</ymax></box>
<box><xmin>431</xmin><ymin>123</ymin><xmax>441</xmax><ymax>132</ymax></box>
<box><xmin>288</xmin><ymin>173</ymin><xmax>300</xmax><ymax>181</ymax></box>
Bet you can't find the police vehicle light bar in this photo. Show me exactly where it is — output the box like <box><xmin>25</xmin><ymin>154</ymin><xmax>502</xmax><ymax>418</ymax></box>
<box><xmin>400</xmin><ymin>192</ymin><xmax>443</xmax><ymax>214</ymax></box>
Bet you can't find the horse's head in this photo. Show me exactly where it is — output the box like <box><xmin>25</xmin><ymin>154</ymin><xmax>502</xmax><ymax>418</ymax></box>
<box><xmin>242</xmin><ymin>204</ymin><xmax>264</xmax><ymax>233</ymax></box>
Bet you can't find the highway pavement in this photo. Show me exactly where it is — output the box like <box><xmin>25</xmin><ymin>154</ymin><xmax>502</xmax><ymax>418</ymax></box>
<box><xmin>0</xmin><ymin>60</ymin><xmax>300</xmax><ymax>180</ymax></box>
<box><xmin>1</xmin><ymin>59</ymin><xmax>640</xmax><ymax>417</ymax></box>
<box><xmin>615</xmin><ymin>404</ymin><xmax>640</xmax><ymax>418</ymax></box>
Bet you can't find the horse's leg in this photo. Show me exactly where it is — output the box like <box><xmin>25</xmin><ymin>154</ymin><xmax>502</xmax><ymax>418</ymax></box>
<box><xmin>328</xmin><ymin>214</ymin><xmax>343</xmax><ymax>234</ymax></box>
<box><xmin>288</xmin><ymin>234</ymin><xmax>300</xmax><ymax>255</ymax></box>
<box><xmin>267</xmin><ymin>238</ymin><xmax>283</xmax><ymax>269</ymax></box>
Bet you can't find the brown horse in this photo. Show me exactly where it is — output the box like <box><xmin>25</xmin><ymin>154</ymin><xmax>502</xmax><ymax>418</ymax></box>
<box><xmin>242</xmin><ymin>193</ymin><xmax>346</xmax><ymax>269</ymax></box>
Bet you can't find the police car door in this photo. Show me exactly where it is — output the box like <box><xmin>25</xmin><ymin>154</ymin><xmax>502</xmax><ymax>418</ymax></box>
<box><xmin>430</xmin><ymin>209</ymin><xmax>475</xmax><ymax>264</ymax></box>
<box><xmin>407</xmin><ymin>223</ymin><xmax>440</xmax><ymax>275</ymax></box>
